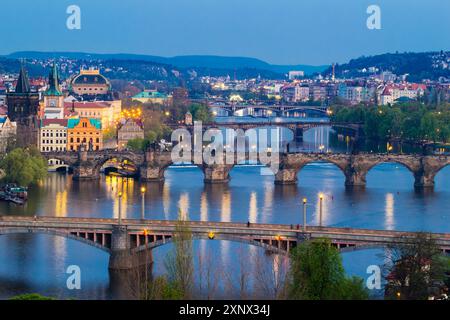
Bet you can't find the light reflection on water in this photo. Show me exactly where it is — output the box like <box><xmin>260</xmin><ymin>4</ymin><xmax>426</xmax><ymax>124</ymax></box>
<box><xmin>0</xmin><ymin>127</ymin><xmax>449</xmax><ymax>299</ymax></box>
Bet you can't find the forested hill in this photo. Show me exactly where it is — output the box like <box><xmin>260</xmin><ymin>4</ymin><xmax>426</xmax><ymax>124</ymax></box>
<box><xmin>323</xmin><ymin>51</ymin><xmax>449</xmax><ymax>81</ymax></box>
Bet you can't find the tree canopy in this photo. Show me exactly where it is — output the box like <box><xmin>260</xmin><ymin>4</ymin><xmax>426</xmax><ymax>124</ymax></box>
<box><xmin>288</xmin><ymin>238</ymin><xmax>368</xmax><ymax>300</ymax></box>
<box><xmin>332</xmin><ymin>102</ymin><xmax>450</xmax><ymax>143</ymax></box>
<box><xmin>0</xmin><ymin>147</ymin><xmax>47</xmax><ymax>186</ymax></box>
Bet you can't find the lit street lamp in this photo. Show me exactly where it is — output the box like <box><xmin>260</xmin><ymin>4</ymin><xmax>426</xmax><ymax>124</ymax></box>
<box><xmin>140</xmin><ymin>186</ymin><xmax>146</xmax><ymax>220</ymax></box>
<box><xmin>302</xmin><ymin>198</ymin><xmax>307</xmax><ymax>232</ymax></box>
<box><xmin>319</xmin><ymin>193</ymin><xmax>324</xmax><ymax>227</ymax></box>
<box><xmin>118</xmin><ymin>191</ymin><xmax>123</xmax><ymax>225</ymax></box>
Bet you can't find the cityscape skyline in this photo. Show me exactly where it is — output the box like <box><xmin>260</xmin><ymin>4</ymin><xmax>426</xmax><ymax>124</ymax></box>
<box><xmin>0</xmin><ymin>0</ymin><xmax>449</xmax><ymax>65</ymax></box>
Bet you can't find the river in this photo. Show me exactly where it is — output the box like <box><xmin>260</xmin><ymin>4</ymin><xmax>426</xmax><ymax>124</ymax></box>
<box><xmin>0</xmin><ymin>123</ymin><xmax>449</xmax><ymax>299</ymax></box>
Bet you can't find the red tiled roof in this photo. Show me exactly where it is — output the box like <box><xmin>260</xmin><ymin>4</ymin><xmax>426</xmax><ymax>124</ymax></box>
<box><xmin>63</xmin><ymin>101</ymin><xmax>111</xmax><ymax>109</ymax></box>
<box><xmin>41</xmin><ymin>119</ymin><xmax>68</xmax><ymax>127</ymax></box>
<box><xmin>0</xmin><ymin>106</ymin><xmax>7</xmax><ymax>115</ymax></box>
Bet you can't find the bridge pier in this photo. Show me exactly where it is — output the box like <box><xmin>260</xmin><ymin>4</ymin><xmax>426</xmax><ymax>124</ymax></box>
<box><xmin>72</xmin><ymin>163</ymin><xmax>100</xmax><ymax>180</ymax></box>
<box><xmin>109</xmin><ymin>225</ymin><xmax>133</xmax><ymax>270</ymax></box>
<box><xmin>203</xmin><ymin>164</ymin><xmax>232</xmax><ymax>184</ymax></box>
<box><xmin>274</xmin><ymin>169</ymin><xmax>298</xmax><ymax>185</ymax></box>
<box><xmin>294</xmin><ymin>128</ymin><xmax>303</xmax><ymax>143</ymax></box>
<box><xmin>344</xmin><ymin>170</ymin><xmax>367</xmax><ymax>189</ymax></box>
<box><xmin>109</xmin><ymin>225</ymin><xmax>153</xmax><ymax>271</ymax></box>
<box><xmin>139</xmin><ymin>165</ymin><xmax>165</xmax><ymax>183</ymax></box>
<box><xmin>414</xmin><ymin>172</ymin><xmax>435</xmax><ymax>189</ymax></box>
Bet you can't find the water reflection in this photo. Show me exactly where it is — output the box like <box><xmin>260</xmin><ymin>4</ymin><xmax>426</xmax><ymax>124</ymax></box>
<box><xmin>385</xmin><ymin>193</ymin><xmax>395</xmax><ymax>230</ymax></box>
<box><xmin>0</xmin><ymin>128</ymin><xmax>449</xmax><ymax>299</ymax></box>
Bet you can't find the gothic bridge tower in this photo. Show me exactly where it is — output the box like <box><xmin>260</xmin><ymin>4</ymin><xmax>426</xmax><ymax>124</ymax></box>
<box><xmin>6</xmin><ymin>64</ymin><xmax>40</xmax><ymax>147</ymax></box>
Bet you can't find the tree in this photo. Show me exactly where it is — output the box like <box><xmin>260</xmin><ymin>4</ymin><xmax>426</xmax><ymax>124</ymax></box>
<box><xmin>189</xmin><ymin>103</ymin><xmax>213</xmax><ymax>122</ymax></box>
<box><xmin>164</xmin><ymin>211</ymin><xmax>194</xmax><ymax>299</ymax></box>
<box><xmin>9</xmin><ymin>293</ymin><xmax>54</xmax><ymax>300</ymax></box>
<box><xmin>127</xmin><ymin>138</ymin><xmax>150</xmax><ymax>152</ymax></box>
<box><xmin>384</xmin><ymin>233</ymin><xmax>448</xmax><ymax>300</ymax></box>
<box><xmin>0</xmin><ymin>147</ymin><xmax>47</xmax><ymax>186</ymax></box>
<box><xmin>288</xmin><ymin>238</ymin><xmax>368</xmax><ymax>300</ymax></box>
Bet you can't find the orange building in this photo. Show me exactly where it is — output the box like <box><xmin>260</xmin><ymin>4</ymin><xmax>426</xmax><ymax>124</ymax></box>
<box><xmin>67</xmin><ymin>118</ymin><xmax>102</xmax><ymax>151</ymax></box>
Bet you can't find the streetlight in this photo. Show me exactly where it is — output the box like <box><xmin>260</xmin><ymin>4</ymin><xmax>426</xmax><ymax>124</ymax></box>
<box><xmin>118</xmin><ymin>191</ymin><xmax>123</xmax><ymax>225</ymax></box>
<box><xmin>319</xmin><ymin>193</ymin><xmax>324</xmax><ymax>227</ymax></box>
<box><xmin>140</xmin><ymin>186</ymin><xmax>146</xmax><ymax>220</ymax></box>
<box><xmin>302</xmin><ymin>198</ymin><xmax>307</xmax><ymax>232</ymax></box>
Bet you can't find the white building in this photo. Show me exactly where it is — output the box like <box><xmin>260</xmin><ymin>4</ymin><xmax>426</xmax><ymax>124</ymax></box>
<box><xmin>338</xmin><ymin>84</ymin><xmax>372</xmax><ymax>104</ymax></box>
<box><xmin>379</xmin><ymin>84</ymin><xmax>426</xmax><ymax>105</ymax></box>
<box><xmin>38</xmin><ymin>119</ymin><xmax>68</xmax><ymax>171</ymax></box>
<box><xmin>288</xmin><ymin>71</ymin><xmax>305</xmax><ymax>80</ymax></box>
<box><xmin>0</xmin><ymin>116</ymin><xmax>17</xmax><ymax>153</ymax></box>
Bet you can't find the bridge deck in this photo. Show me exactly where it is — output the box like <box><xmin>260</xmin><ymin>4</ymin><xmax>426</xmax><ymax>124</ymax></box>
<box><xmin>1</xmin><ymin>216</ymin><xmax>449</xmax><ymax>244</ymax></box>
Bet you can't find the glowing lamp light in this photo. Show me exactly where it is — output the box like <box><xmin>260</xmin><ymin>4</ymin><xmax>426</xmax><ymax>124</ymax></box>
<box><xmin>208</xmin><ymin>231</ymin><xmax>215</xmax><ymax>239</ymax></box>
<box><xmin>302</xmin><ymin>198</ymin><xmax>307</xmax><ymax>204</ymax></box>
<box><xmin>143</xmin><ymin>229</ymin><xmax>149</xmax><ymax>236</ymax></box>
<box><xmin>319</xmin><ymin>193</ymin><xmax>324</xmax><ymax>200</ymax></box>
<box><xmin>118</xmin><ymin>191</ymin><xmax>123</xmax><ymax>197</ymax></box>
<box><xmin>140</xmin><ymin>186</ymin><xmax>146</xmax><ymax>194</ymax></box>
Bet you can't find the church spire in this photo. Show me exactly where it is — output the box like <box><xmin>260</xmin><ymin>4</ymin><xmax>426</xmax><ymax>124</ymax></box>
<box><xmin>15</xmin><ymin>63</ymin><xmax>31</xmax><ymax>93</ymax></box>
<box><xmin>45</xmin><ymin>64</ymin><xmax>62</xmax><ymax>96</ymax></box>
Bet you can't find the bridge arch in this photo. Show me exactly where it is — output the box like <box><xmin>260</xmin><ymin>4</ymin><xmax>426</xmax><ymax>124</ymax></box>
<box><xmin>133</xmin><ymin>233</ymin><xmax>289</xmax><ymax>256</ymax></box>
<box><xmin>0</xmin><ymin>228</ymin><xmax>111</xmax><ymax>253</ymax></box>
<box><xmin>364</xmin><ymin>160</ymin><xmax>418</xmax><ymax>188</ymax></box>
<box><xmin>296</xmin><ymin>158</ymin><xmax>348</xmax><ymax>178</ymax></box>
<box><xmin>93</xmin><ymin>154</ymin><xmax>144</xmax><ymax>177</ymax></box>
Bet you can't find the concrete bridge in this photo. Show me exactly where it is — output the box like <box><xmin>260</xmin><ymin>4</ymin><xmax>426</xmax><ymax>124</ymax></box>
<box><xmin>167</xmin><ymin>120</ymin><xmax>361</xmax><ymax>142</ymax></box>
<box><xmin>1</xmin><ymin>216</ymin><xmax>449</xmax><ymax>270</ymax></box>
<box><xmin>42</xmin><ymin>148</ymin><xmax>450</xmax><ymax>189</ymax></box>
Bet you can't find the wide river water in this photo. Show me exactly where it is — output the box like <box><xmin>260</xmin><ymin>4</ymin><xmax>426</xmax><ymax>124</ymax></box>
<box><xmin>0</xmin><ymin>123</ymin><xmax>449</xmax><ymax>299</ymax></box>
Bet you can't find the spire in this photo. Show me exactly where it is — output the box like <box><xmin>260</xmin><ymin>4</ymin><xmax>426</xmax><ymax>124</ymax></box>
<box><xmin>15</xmin><ymin>63</ymin><xmax>31</xmax><ymax>93</ymax></box>
<box><xmin>45</xmin><ymin>64</ymin><xmax>62</xmax><ymax>96</ymax></box>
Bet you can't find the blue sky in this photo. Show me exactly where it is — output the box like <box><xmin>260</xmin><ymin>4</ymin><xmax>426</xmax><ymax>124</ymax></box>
<box><xmin>1</xmin><ymin>0</ymin><xmax>449</xmax><ymax>65</ymax></box>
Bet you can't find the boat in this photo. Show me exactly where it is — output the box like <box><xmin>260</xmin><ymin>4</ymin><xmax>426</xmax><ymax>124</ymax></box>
<box><xmin>0</xmin><ymin>184</ymin><xmax>28</xmax><ymax>205</ymax></box>
<box><xmin>5</xmin><ymin>184</ymin><xmax>28</xmax><ymax>200</ymax></box>
<box><xmin>116</xmin><ymin>163</ymin><xmax>138</xmax><ymax>177</ymax></box>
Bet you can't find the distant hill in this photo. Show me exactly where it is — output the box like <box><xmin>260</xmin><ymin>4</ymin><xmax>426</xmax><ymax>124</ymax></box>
<box><xmin>6</xmin><ymin>51</ymin><xmax>327</xmax><ymax>76</ymax></box>
<box><xmin>322</xmin><ymin>51</ymin><xmax>450</xmax><ymax>81</ymax></box>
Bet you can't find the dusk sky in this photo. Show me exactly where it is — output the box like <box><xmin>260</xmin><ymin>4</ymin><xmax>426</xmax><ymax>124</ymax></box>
<box><xmin>1</xmin><ymin>0</ymin><xmax>449</xmax><ymax>65</ymax></box>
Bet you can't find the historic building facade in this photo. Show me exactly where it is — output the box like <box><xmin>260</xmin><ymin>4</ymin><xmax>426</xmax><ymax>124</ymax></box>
<box><xmin>0</xmin><ymin>116</ymin><xmax>17</xmax><ymax>153</ymax></box>
<box><xmin>67</xmin><ymin>118</ymin><xmax>102</xmax><ymax>151</ymax></box>
<box><xmin>70</xmin><ymin>68</ymin><xmax>111</xmax><ymax>96</ymax></box>
<box><xmin>5</xmin><ymin>65</ymin><xmax>40</xmax><ymax>147</ymax></box>
<box><xmin>117</xmin><ymin>118</ymin><xmax>144</xmax><ymax>150</ymax></box>
<box><xmin>38</xmin><ymin>119</ymin><xmax>68</xmax><ymax>152</ymax></box>
<box><xmin>64</xmin><ymin>100</ymin><xmax>121</xmax><ymax>130</ymax></box>
<box><xmin>42</xmin><ymin>65</ymin><xmax>64</xmax><ymax>119</ymax></box>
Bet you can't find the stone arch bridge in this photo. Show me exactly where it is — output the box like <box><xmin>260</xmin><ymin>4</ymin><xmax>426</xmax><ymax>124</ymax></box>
<box><xmin>1</xmin><ymin>216</ymin><xmax>449</xmax><ymax>271</ymax></box>
<box><xmin>42</xmin><ymin>148</ymin><xmax>450</xmax><ymax>189</ymax></box>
